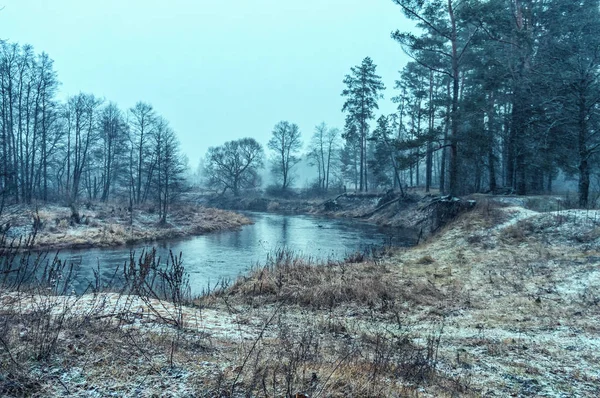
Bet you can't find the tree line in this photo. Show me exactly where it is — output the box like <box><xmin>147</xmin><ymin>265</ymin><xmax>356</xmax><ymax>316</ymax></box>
<box><xmin>387</xmin><ymin>0</ymin><xmax>600</xmax><ymax>207</ymax></box>
<box><xmin>6</xmin><ymin>1</ymin><xmax>599</xmax><ymax>207</ymax></box>
<box><xmin>203</xmin><ymin>121</ymin><xmax>344</xmax><ymax>196</ymax></box>
<box><xmin>204</xmin><ymin>0</ymin><xmax>600</xmax><ymax>207</ymax></box>
<box><xmin>0</xmin><ymin>41</ymin><xmax>186</xmax><ymax>221</ymax></box>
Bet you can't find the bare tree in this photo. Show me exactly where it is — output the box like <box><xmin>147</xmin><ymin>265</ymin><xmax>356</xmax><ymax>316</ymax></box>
<box><xmin>99</xmin><ymin>102</ymin><xmax>128</xmax><ymax>201</ymax></box>
<box><xmin>0</xmin><ymin>40</ymin><xmax>190</xmax><ymax>212</ymax></box>
<box><xmin>152</xmin><ymin>117</ymin><xmax>185</xmax><ymax>223</ymax></box>
<box><xmin>129</xmin><ymin>102</ymin><xmax>155</xmax><ymax>204</ymax></box>
<box><xmin>63</xmin><ymin>93</ymin><xmax>102</xmax><ymax>202</ymax></box>
<box><xmin>205</xmin><ymin>138</ymin><xmax>264</xmax><ymax>196</ymax></box>
<box><xmin>0</xmin><ymin>43</ymin><xmax>60</xmax><ymax>203</ymax></box>
<box><xmin>36</xmin><ymin>52</ymin><xmax>60</xmax><ymax>201</ymax></box>
<box><xmin>308</xmin><ymin>122</ymin><xmax>339</xmax><ymax>192</ymax></box>
<box><xmin>268</xmin><ymin>121</ymin><xmax>302</xmax><ymax>191</ymax></box>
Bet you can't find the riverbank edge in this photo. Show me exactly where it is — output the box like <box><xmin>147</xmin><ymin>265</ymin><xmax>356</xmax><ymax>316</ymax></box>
<box><xmin>202</xmin><ymin>190</ymin><xmax>474</xmax><ymax>239</ymax></box>
<box><xmin>0</xmin><ymin>203</ymin><xmax>252</xmax><ymax>252</ymax></box>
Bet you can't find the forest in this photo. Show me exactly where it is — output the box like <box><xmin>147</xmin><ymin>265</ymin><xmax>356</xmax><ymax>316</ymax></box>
<box><xmin>204</xmin><ymin>0</ymin><xmax>600</xmax><ymax>209</ymax></box>
<box><xmin>386</xmin><ymin>0</ymin><xmax>600</xmax><ymax>208</ymax></box>
<box><xmin>0</xmin><ymin>43</ymin><xmax>186</xmax><ymax>222</ymax></box>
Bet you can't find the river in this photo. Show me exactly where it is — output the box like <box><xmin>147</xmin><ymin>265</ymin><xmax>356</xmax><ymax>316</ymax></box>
<box><xmin>53</xmin><ymin>212</ymin><xmax>416</xmax><ymax>295</ymax></box>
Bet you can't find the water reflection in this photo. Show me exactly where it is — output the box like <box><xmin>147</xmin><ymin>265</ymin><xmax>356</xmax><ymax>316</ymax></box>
<box><xmin>54</xmin><ymin>212</ymin><xmax>415</xmax><ymax>295</ymax></box>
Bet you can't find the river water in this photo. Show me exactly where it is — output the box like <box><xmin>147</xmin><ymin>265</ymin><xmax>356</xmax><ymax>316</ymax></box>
<box><xmin>54</xmin><ymin>212</ymin><xmax>416</xmax><ymax>295</ymax></box>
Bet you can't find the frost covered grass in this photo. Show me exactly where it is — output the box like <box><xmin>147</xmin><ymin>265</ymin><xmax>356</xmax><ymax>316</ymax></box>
<box><xmin>0</xmin><ymin>240</ymin><xmax>463</xmax><ymax>397</ymax></box>
<box><xmin>389</xmin><ymin>200</ymin><xmax>600</xmax><ymax>396</ymax></box>
<box><xmin>216</xmin><ymin>199</ymin><xmax>600</xmax><ymax>396</ymax></box>
<box><xmin>0</xmin><ymin>244</ymin><xmax>247</xmax><ymax>397</ymax></box>
<box><xmin>1</xmin><ymin>197</ymin><xmax>599</xmax><ymax>396</ymax></box>
<box><xmin>0</xmin><ymin>202</ymin><xmax>251</xmax><ymax>251</ymax></box>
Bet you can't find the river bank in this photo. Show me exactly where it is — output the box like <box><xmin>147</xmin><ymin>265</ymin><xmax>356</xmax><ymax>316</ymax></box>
<box><xmin>2</xmin><ymin>197</ymin><xmax>598</xmax><ymax>396</ymax></box>
<box><xmin>202</xmin><ymin>190</ymin><xmax>417</xmax><ymax>222</ymax></box>
<box><xmin>0</xmin><ymin>203</ymin><xmax>251</xmax><ymax>251</ymax></box>
<box><xmin>202</xmin><ymin>189</ymin><xmax>476</xmax><ymax>239</ymax></box>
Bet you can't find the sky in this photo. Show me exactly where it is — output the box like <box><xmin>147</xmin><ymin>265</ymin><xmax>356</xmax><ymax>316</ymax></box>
<box><xmin>0</xmin><ymin>0</ymin><xmax>413</xmax><ymax>167</ymax></box>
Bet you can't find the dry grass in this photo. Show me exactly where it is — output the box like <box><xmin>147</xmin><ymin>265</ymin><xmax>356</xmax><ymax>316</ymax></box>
<box><xmin>0</xmin><ymin>239</ymin><xmax>466</xmax><ymax>397</ymax></box>
<box><xmin>0</xmin><ymin>290</ymin><xmax>460</xmax><ymax>397</ymax></box>
<box><xmin>2</xmin><ymin>197</ymin><xmax>600</xmax><ymax>397</ymax></box>
<box><xmin>236</xmin><ymin>262</ymin><xmax>396</xmax><ymax>310</ymax></box>
<box><xmin>390</xmin><ymin>204</ymin><xmax>600</xmax><ymax>397</ymax></box>
<box><xmin>0</xmin><ymin>203</ymin><xmax>251</xmax><ymax>250</ymax></box>
<box><xmin>0</xmin><ymin>297</ymin><xmax>219</xmax><ymax>397</ymax></box>
<box><xmin>222</xmin><ymin>248</ymin><xmax>450</xmax><ymax>314</ymax></box>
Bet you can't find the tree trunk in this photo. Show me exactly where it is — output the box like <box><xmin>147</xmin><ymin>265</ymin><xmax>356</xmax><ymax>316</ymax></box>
<box><xmin>359</xmin><ymin>122</ymin><xmax>365</xmax><ymax>192</ymax></box>
<box><xmin>578</xmin><ymin>160</ymin><xmax>589</xmax><ymax>208</ymax></box>
<box><xmin>488</xmin><ymin>93</ymin><xmax>497</xmax><ymax>192</ymax></box>
<box><xmin>578</xmin><ymin>93</ymin><xmax>590</xmax><ymax>208</ymax></box>
<box><xmin>426</xmin><ymin>70</ymin><xmax>434</xmax><ymax>192</ymax></box>
<box><xmin>440</xmin><ymin>81</ymin><xmax>450</xmax><ymax>194</ymax></box>
<box><xmin>364</xmin><ymin>131</ymin><xmax>369</xmax><ymax>192</ymax></box>
<box><xmin>448</xmin><ymin>0</ymin><xmax>460</xmax><ymax>197</ymax></box>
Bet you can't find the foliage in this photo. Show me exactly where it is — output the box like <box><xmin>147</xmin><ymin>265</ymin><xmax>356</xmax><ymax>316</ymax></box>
<box><xmin>389</xmin><ymin>0</ymin><xmax>600</xmax><ymax>206</ymax></box>
<box><xmin>341</xmin><ymin>57</ymin><xmax>385</xmax><ymax>192</ymax></box>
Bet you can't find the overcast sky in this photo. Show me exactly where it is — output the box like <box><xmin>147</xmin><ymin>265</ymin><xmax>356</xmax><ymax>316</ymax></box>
<box><xmin>0</xmin><ymin>0</ymin><xmax>413</xmax><ymax>166</ymax></box>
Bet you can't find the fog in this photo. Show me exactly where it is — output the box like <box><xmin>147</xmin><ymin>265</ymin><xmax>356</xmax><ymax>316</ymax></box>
<box><xmin>0</xmin><ymin>0</ymin><xmax>412</xmax><ymax>164</ymax></box>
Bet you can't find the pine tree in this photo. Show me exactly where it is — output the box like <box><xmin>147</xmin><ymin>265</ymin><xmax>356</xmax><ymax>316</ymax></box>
<box><xmin>537</xmin><ymin>0</ymin><xmax>600</xmax><ymax>206</ymax></box>
<box><xmin>341</xmin><ymin>57</ymin><xmax>385</xmax><ymax>192</ymax></box>
<box><xmin>392</xmin><ymin>0</ymin><xmax>477</xmax><ymax>196</ymax></box>
<box><xmin>369</xmin><ymin>115</ymin><xmax>395</xmax><ymax>189</ymax></box>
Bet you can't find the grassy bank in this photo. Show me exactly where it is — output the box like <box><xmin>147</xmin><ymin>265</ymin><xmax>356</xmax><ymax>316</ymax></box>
<box><xmin>0</xmin><ymin>203</ymin><xmax>251</xmax><ymax>251</ymax></box>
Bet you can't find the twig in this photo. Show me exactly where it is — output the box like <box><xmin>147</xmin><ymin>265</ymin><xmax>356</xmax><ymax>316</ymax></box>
<box><xmin>230</xmin><ymin>302</ymin><xmax>283</xmax><ymax>396</ymax></box>
<box><xmin>314</xmin><ymin>346</ymin><xmax>359</xmax><ymax>398</ymax></box>
<box><xmin>358</xmin><ymin>197</ymin><xmax>402</xmax><ymax>218</ymax></box>
<box><xmin>0</xmin><ymin>335</ymin><xmax>20</xmax><ymax>368</ymax></box>
<box><xmin>52</xmin><ymin>375</ymin><xmax>71</xmax><ymax>395</ymax></box>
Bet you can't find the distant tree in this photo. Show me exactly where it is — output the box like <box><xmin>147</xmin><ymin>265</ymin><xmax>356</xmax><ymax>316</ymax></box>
<box><xmin>129</xmin><ymin>102</ymin><xmax>156</xmax><ymax>204</ymax></box>
<box><xmin>98</xmin><ymin>102</ymin><xmax>129</xmax><ymax>201</ymax></box>
<box><xmin>193</xmin><ymin>155</ymin><xmax>206</xmax><ymax>187</ymax></box>
<box><xmin>308</xmin><ymin>125</ymin><xmax>325</xmax><ymax>190</ymax></box>
<box><xmin>204</xmin><ymin>138</ymin><xmax>264</xmax><ymax>196</ymax></box>
<box><xmin>268</xmin><ymin>121</ymin><xmax>302</xmax><ymax>191</ymax></box>
<box><xmin>307</xmin><ymin>122</ymin><xmax>339</xmax><ymax>192</ymax></box>
<box><xmin>341</xmin><ymin>57</ymin><xmax>385</xmax><ymax>192</ymax></box>
<box><xmin>386</xmin><ymin>113</ymin><xmax>405</xmax><ymax>190</ymax></box>
<box><xmin>340</xmin><ymin>119</ymin><xmax>360</xmax><ymax>190</ymax></box>
<box><xmin>152</xmin><ymin>117</ymin><xmax>186</xmax><ymax>223</ymax></box>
